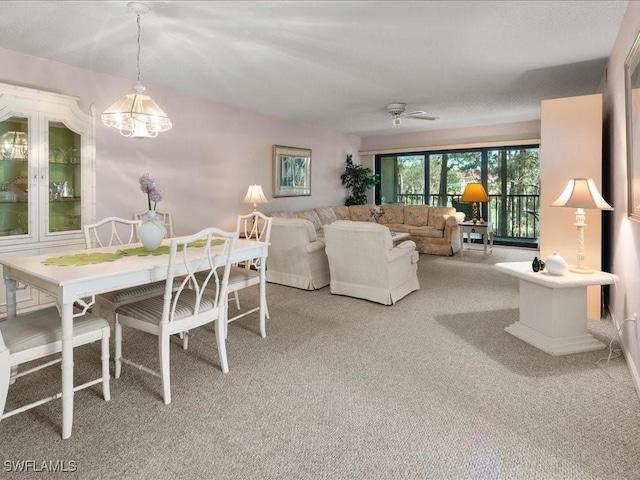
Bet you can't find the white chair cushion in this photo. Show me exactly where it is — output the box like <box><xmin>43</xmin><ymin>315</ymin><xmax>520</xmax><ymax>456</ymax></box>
<box><xmin>0</xmin><ymin>307</ymin><xmax>109</xmax><ymax>354</ymax></box>
<box><xmin>116</xmin><ymin>290</ymin><xmax>215</xmax><ymax>324</ymax></box>
<box><xmin>99</xmin><ymin>280</ymin><xmax>169</xmax><ymax>304</ymax></box>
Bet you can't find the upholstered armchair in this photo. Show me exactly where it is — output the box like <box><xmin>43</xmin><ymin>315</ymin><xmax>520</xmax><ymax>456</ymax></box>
<box><xmin>266</xmin><ymin>218</ymin><xmax>330</xmax><ymax>290</ymax></box>
<box><xmin>323</xmin><ymin>220</ymin><xmax>420</xmax><ymax>305</ymax></box>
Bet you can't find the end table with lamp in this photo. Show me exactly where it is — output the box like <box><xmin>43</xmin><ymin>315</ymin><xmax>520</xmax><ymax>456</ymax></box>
<box><xmin>459</xmin><ymin>220</ymin><xmax>493</xmax><ymax>256</ymax></box>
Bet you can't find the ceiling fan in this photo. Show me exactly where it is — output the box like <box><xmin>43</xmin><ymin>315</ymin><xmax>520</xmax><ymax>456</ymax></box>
<box><xmin>386</xmin><ymin>103</ymin><xmax>437</xmax><ymax>126</ymax></box>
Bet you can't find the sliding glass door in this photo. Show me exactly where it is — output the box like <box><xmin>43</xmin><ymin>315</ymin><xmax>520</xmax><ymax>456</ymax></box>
<box><xmin>375</xmin><ymin>145</ymin><xmax>540</xmax><ymax>246</ymax></box>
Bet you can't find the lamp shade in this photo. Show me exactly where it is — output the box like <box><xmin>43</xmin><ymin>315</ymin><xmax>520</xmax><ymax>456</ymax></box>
<box><xmin>460</xmin><ymin>183</ymin><xmax>489</xmax><ymax>203</ymax></box>
<box><xmin>551</xmin><ymin>178</ymin><xmax>613</xmax><ymax>210</ymax></box>
<box><xmin>243</xmin><ymin>185</ymin><xmax>268</xmax><ymax>205</ymax></box>
<box><xmin>101</xmin><ymin>84</ymin><xmax>172</xmax><ymax>138</ymax></box>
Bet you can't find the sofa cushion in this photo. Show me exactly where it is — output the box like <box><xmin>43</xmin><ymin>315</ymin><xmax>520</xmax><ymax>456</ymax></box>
<box><xmin>404</xmin><ymin>205</ymin><xmax>430</xmax><ymax>226</ymax></box>
<box><xmin>384</xmin><ymin>223</ymin><xmax>410</xmax><ymax>233</ymax></box>
<box><xmin>333</xmin><ymin>206</ymin><xmax>351</xmax><ymax>220</ymax></box>
<box><xmin>271</xmin><ymin>211</ymin><xmax>298</xmax><ymax>219</ymax></box>
<box><xmin>348</xmin><ymin>204</ymin><xmax>377</xmax><ymax>222</ymax></box>
<box><xmin>315</xmin><ymin>207</ymin><xmax>338</xmax><ymax>225</ymax></box>
<box><xmin>408</xmin><ymin>226</ymin><xmax>444</xmax><ymax>238</ymax></box>
<box><xmin>297</xmin><ymin>210</ymin><xmax>323</xmax><ymax>231</ymax></box>
<box><xmin>428</xmin><ymin>207</ymin><xmax>455</xmax><ymax>230</ymax></box>
<box><xmin>378</xmin><ymin>204</ymin><xmax>405</xmax><ymax>225</ymax></box>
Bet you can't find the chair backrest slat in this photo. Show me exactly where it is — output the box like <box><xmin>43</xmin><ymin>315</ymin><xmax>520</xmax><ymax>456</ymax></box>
<box><xmin>162</xmin><ymin>227</ymin><xmax>237</xmax><ymax>324</ymax></box>
<box><xmin>83</xmin><ymin>217</ymin><xmax>142</xmax><ymax>248</ymax></box>
<box><xmin>134</xmin><ymin>210</ymin><xmax>174</xmax><ymax>238</ymax></box>
<box><xmin>236</xmin><ymin>212</ymin><xmax>271</xmax><ymax>270</ymax></box>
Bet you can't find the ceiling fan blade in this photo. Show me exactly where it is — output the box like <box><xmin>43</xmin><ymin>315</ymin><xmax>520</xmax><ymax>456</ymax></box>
<box><xmin>405</xmin><ymin>111</ymin><xmax>438</xmax><ymax>121</ymax></box>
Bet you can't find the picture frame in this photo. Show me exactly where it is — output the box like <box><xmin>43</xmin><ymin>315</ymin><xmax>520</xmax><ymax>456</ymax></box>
<box><xmin>272</xmin><ymin>145</ymin><xmax>312</xmax><ymax>197</ymax></box>
<box><xmin>625</xmin><ymin>31</ymin><xmax>640</xmax><ymax>222</ymax></box>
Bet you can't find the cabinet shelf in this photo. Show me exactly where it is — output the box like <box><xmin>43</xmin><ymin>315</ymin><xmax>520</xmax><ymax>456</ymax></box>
<box><xmin>51</xmin><ymin>197</ymin><xmax>80</xmax><ymax>203</ymax></box>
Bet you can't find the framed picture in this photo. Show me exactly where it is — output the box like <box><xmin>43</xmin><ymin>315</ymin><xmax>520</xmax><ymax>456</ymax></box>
<box><xmin>625</xmin><ymin>31</ymin><xmax>640</xmax><ymax>222</ymax></box>
<box><xmin>272</xmin><ymin>145</ymin><xmax>312</xmax><ymax>197</ymax></box>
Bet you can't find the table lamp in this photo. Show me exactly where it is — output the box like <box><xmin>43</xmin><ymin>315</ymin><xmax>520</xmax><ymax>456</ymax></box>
<box><xmin>460</xmin><ymin>183</ymin><xmax>489</xmax><ymax>222</ymax></box>
<box><xmin>551</xmin><ymin>178</ymin><xmax>613</xmax><ymax>273</ymax></box>
<box><xmin>243</xmin><ymin>184</ymin><xmax>268</xmax><ymax>212</ymax></box>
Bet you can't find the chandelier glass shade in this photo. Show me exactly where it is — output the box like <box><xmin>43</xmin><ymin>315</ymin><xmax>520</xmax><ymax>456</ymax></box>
<box><xmin>101</xmin><ymin>2</ymin><xmax>171</xmax><ymax>138</ymax></box>
<box><xmin>0</xmin><ymin>131</ymin><xmax>28</xmax><ymax>159</ymax></box>
<box><xmin>101</xmin><ymin>83</ymin><xmax>172</xmax><ymax>138</ymax></box>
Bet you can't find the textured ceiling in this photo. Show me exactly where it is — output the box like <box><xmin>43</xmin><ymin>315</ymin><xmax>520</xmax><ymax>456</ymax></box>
<box><xmin>0</xmin><ymin>1</ymin><xmax>628</xmax><ymax>137</ymax></box>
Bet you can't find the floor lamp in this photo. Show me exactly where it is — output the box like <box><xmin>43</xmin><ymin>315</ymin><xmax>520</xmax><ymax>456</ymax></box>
<box><xmin>551</xmin><ymin>178</ymin><xmax>613</xmax><ymax>273</ymax></box>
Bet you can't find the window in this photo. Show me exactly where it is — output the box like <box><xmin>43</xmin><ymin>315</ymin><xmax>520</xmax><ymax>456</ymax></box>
<box><xmin>375</xmin><ymin>145</ymin><xmax>540</xmax><ymax>246</ymax></box>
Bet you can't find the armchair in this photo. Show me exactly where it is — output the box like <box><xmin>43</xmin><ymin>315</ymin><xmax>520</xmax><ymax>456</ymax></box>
<box><xmin>324</xmin><ymin>220</ymin><xmax>420</xmax><ymax>305</ymax></box>
<box><xmin>266</xmin><ymin>218</ymin><xmax>330</xmax><ymax>290</ymax></box>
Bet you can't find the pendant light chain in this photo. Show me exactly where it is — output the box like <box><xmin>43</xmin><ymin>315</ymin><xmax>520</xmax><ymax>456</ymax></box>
<box><xmin>136</xmin><ymin>12</ymin><xmax>142</xmax><ymax>85</ymax></box>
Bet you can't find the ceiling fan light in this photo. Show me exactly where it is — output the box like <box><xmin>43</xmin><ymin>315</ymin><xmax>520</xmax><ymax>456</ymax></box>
<box><xmin>393</xmin><ymin>117</ymin><xmax>401</xmax><ymax>126</ymax></box>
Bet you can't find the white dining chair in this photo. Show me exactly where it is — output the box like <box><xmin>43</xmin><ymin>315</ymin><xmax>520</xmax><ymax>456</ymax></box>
<box><xmin>83</xmin><ymin>217</ymin><xmax>141</xmax><ymax>248</ymax></box>
<box><xmin>226</xmin><ymin>212</ymin><xmax>272</xmax><ymax>338</ymax></box>
<box><xmin>83</xmin><ymin>217</ymin><xmax>172</xmax><ymax>326</ymax></box>
<box><xmin>0</xmin><ymin>307</ymin><xmax>110</xmax><ymax>422</ymax></box>
<box><xmin>133</xmin><ymin>210</ymin><xmax>174</xmax><ymax>238</ymax></box>
<box><xmin>114</xmin><ymin>227</ymin><xmax>238</xmax><ymax>404</ymax></box>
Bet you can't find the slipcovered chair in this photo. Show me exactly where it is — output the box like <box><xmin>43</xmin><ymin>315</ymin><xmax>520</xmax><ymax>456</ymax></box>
<box><xmin>324</xmin><ymin>220</ymin><xmax>420</xmax><ymax>305</ymax></box>
<box><xmin>266</xmin><ymin>217</ymin><xmax>330</xmax><ymax>290</ymax></box>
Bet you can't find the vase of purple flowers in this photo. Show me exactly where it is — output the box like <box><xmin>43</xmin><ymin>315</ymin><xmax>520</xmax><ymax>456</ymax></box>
<box><xmin>138</xmin><ymin>173</ymin><xmax>166</xmax><ymax>251</ymax></box>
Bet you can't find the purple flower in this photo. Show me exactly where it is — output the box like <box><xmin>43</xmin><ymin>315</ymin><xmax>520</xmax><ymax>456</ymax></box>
<box><xmin>139</xmin><ymin>173</ymin><xmax>155</xmax><ymax>193</ymax></box>
<box><xmin>149</xmin><ymin>187</ymin><xmax>163</xmax><ymax>203</ymax></box>
<box><xmin>139</xmin><ymin>173</ymin><xmax>163</xmax><ymax>210</ymax></box>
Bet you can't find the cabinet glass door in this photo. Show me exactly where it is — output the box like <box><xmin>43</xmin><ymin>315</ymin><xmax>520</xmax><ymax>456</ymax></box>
<box><xmin>48</xmin><ymin>121</ymin><xmax>81</xmax><ymax>233</ymax></box>
<box><xmin>0</xmin><ymin>116</ymin><xmax>29</xmax><ymax>237</ymax></box>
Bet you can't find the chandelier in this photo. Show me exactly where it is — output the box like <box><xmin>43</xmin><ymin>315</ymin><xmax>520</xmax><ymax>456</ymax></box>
<box><xmin>101</xmin><ymin>2</ymin><xmax>172</xmax><ymax>138</ymax></box>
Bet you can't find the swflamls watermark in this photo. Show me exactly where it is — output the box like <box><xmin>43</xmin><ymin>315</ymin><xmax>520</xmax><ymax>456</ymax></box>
<box><xmin>4</xmin><ymin>460</ymin><xmax>78</xmax><ymax>473</ymax></box>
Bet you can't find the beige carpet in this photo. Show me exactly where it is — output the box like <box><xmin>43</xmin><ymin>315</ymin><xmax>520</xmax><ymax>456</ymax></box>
<box><xmin>1</xmin><ymin>246</ymin><xmax>639</xmax><ymax>479</ymax></box>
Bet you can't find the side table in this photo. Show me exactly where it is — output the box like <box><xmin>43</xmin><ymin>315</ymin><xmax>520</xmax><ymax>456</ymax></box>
<box><xmin>459</xmin><ymin>221</ymin><xmax>493</xmax><ymax>256</ymax></box>
<box><xmin>390</xmin><ymin>231</ymin><xmax>411</xmax><ymax>245</ymax></box>
<box><xmin>495</xmin><ymin>261</ymin><xmax>618</xmax><ymax>356</ymax></box>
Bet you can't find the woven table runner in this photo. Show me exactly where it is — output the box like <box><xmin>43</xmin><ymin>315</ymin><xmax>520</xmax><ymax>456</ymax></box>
<box><xmin>43</xmin><ymin>238</ymin><xmax>225</xmax><ymax>266</ymax></box>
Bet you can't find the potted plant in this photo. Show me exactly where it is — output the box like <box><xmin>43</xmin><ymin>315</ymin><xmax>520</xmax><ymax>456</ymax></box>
<box><xmin>340</xmin><ymin>155</ymin><xmax>380</xmax><ymax>206</ymax></box>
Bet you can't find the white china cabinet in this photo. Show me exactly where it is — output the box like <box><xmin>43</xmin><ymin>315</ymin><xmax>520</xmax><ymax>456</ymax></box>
<box><xmin>0</xmin><ymin>82</ymin><xmax>95</xmax><ymax>314</ymax></box>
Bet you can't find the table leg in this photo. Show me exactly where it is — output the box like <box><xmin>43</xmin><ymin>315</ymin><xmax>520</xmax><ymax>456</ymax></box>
<box><xmin>4</xmin><ymin>277</ymin><xmax>16</xmax><ymax>320</ymax></box>
<box><xmin>60</xmin><ymin>302</ymin><xmax>74</xmax><ymax>439</ymax></box>
<box><xmin>460</xmin><ymin>229</ymin><xmax>464</xmax><ymax>257</ymax></box>
<box><xmin>4</xmin><ymin>278</ymin><xmax>17</xmax><ymax>384</ymax></box>
<box><xmin>259</xmin><ymin>249</ymin><xmax>267</xmax><ymax>338</ymax></box>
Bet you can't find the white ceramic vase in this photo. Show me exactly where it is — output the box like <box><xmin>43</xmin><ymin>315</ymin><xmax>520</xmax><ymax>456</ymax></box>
<box><xmin>545</xmin><ymin>252</ymin><xmax>568</xmax><ymax>276</ymax></box>
<box><xmin>139</xmin><ymin>210</ymin><xmax>166</xmax><ymax>251</ymax></box>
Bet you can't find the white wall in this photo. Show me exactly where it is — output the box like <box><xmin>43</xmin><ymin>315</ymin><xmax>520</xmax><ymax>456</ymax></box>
<box><xmin>359</xmin><ymin>120</ymin><xmax>540</xmax><ymax>153</ymax></box>
<box><xmin>539</xmin><ymin>94</ymin><xmax>604</xmax><ymax>320</ymax></box>
<box><xmin>602</xmin><ymin>1</ymin><xmax>640</xmax><ymax>396</ymax></box>
<box><xmin>0</xmin><ymin>47</ymin><xmax>360</xmax><ymax>234</ymax></box>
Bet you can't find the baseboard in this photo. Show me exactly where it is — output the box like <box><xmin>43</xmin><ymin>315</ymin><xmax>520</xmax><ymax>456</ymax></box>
<box><xmin>620</xmin><ymin>338</ymin><xmax>640</xmax><ymax>402</ymax></box>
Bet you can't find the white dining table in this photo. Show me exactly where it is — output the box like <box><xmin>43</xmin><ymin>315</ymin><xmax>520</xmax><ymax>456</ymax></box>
<box><xmin>0</xmin><ymin>237</ymin><xmax>269</xmax><ymax>439</ymax></box>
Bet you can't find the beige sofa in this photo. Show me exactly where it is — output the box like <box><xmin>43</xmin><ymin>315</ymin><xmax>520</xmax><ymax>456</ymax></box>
<box><xmin>271</xmin><ymin>203</ymin><xmax>465</xmax><ymax>256</ymax></box>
